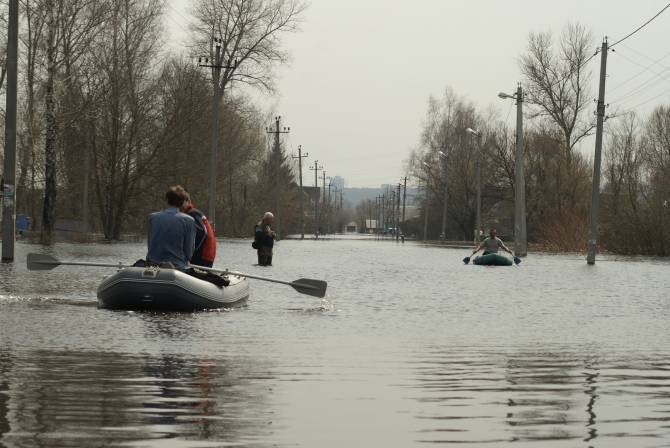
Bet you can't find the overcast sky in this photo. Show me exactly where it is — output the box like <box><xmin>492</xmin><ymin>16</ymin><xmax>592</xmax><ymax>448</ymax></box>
<box><xmin>166</xmin><ymin>0</ymin><xmax>670</xmax><ymax>188</ymax></box>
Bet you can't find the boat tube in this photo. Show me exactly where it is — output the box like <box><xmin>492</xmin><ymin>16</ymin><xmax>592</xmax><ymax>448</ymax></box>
<box><xmin>473</xmin><ymin>253</ymin><xmax>513</xmax><ymax>266</ymax></box>
<box><xmin>97</xmin><ymin>267</ymin><xmax>249</xmax><ymax>311</ymax></box>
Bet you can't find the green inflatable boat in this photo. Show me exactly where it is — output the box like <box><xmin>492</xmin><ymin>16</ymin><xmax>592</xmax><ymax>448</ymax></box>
<box><xmin>473</xmin><ymin>253</ymin><xmax>513</xmax><ymax>266</ymax></box>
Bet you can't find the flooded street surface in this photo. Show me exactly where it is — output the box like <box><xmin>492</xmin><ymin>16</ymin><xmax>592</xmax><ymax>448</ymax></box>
<box><xmin>1</xmin><ymin>238</ymin><xmax>669</xmax><ymax>447</ymax></box>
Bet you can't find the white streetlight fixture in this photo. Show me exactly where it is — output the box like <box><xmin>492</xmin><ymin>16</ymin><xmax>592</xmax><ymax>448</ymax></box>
<box><xmin>498</xmin><ymin>85</ymin><xmax>527</xmax><ymax>257</ymax></box>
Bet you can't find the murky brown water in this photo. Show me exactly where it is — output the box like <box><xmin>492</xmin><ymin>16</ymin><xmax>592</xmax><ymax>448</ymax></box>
<box><xmin>1</xmin><ymin>238</ymin><xmax>669</xmax><ymax>447</ymax></box>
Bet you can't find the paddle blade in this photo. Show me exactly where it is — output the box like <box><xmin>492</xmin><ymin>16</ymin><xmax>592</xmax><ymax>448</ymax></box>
<box><xmin>513</xmin><ymin>256</ymin><xmax>521</xmax><ymax>265</ymax></box>
<box><xmin>463</xmin><ymin>256</ymin><xmax>470</xmax><ymax>265</ymax></box>
<box><xmin>27</xmin><ymin>253</ymin><xmax>60</xmax><ymax>271</ymax></box>
<box><xmin>290</xmin><ymin>278</ymin><xmax>327</xmax><ymax>298</ymax></box>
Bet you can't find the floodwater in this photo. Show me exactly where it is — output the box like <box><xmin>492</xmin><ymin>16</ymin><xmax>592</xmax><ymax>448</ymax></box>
<box><xmin>0</xmin><ymin>237</ymin><xmax>669</xmax><ymax>448</ymax></box>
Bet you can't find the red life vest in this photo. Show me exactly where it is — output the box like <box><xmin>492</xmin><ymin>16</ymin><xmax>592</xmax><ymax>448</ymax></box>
<box><xmin>199</xmin><ymin>214</ymin><xmax>216</xmax><ymax>262</ymax></box>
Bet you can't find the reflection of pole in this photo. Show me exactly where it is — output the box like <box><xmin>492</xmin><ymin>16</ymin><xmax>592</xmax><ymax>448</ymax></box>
<box><xmin>514</xmin><ymin>84</ymin><xmax>527</xmax><ymax>257</ymax></box>
<box><xmin>1</xmin><ymin>0</ymin><xmax>18</xmax><ymax>262</ymax></box>
<box><xmin>587</xmin><ymin>39</ymin><xmax>609</xmax><ymax>265</ymax></box>
<box><xmin>292</xmin><ymin>145</ymin><xmax>308</xmax><ymax>239</ymax></box>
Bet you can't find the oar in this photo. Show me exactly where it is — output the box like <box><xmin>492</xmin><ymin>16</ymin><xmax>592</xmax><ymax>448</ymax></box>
<box><xmin>27</xmin><ymin>253</ymin><xmax>130</xmax><ymax>270</ymax></box>
<box><xmin>188</xmin><ymin>263</ymin><xmax>328</xmax><ymax>298</ymax></box>
<box><xmin>27</xmin><ymin>253</ymin><xmax>328</xmax><ymax>298</ymax></box>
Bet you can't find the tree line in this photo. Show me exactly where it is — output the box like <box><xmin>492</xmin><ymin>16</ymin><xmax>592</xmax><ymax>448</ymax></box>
<box><xmin>0</xmin><ymin>0</ymin><xmax>307</xmax><ymax>242</ymax></box>
<box><xmin>404</xmin><ymin>23</ymin><xmax>669</xmax><ymax>255</ymax></box>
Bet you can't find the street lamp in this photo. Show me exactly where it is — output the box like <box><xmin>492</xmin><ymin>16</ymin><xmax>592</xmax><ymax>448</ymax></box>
<box><xmin>466</xmin><ymin>128</ymin><xmax>481</xmax><ymax>243</ymax></box>
<box><xmin>498</xmin><ymin>85</ymin><xmax>527</xmax><ymax>257</ymax></box>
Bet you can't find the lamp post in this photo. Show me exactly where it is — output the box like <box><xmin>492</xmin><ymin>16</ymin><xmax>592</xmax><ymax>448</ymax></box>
<box><xmin>466</xmin><ymin>128</ymin><xmax>481</xmax><ymax>243</ymax></box>
<box><xmin>498</xmin><ymin>85</ymin><xmax>527</xmax><ymax>257</ymax></box>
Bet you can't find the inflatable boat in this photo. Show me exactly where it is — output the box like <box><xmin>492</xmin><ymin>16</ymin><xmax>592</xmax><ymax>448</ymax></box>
<box><xmin>97</xmin><ymin>266</ymin><xmax>250</xmax><ymax>311</ymax></box>
<box><xmin>473</xmin><ymin>253</ymin><xmax>513</xmax><ymax>266</ymax></box>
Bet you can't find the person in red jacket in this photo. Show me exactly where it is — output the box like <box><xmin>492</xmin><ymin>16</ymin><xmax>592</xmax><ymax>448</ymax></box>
<box><xmin>180</xmin><ymin>193</ymin><xmax>217</xmax><ymax>268</ymax></box>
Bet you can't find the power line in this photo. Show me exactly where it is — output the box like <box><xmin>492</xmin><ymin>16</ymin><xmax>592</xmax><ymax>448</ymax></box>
<box><xmin>607</xmin><ymin>48</ymin><xmax>670</xmax><ymax>94</ymax></box>
<box><xmin>610</xmin><ymin>2</ymin><xmax>670</xmax><ymax>48</ymax></box>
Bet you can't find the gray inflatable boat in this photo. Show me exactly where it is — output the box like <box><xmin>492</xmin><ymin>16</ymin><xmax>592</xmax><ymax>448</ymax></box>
<box><xmin>97</xmin><ymin>266</ymin><xmax>249</xmax><ymax>311</ymax></box>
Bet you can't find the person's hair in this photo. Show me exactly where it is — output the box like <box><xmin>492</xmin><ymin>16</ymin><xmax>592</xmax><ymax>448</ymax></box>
<box><xmin>165</xmin><ymin>185</ymin><xmax>188</xmax><ymax>207</ymax></box>
<box><xmin>263</xmin><ymin>211</ymin><xmax>274</xmax><ymax>220</ymax></box>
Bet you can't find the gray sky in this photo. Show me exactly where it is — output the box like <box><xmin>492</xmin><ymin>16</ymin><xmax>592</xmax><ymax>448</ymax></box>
<box><xmin>167</xmin><ymin>0</ymin><xmax>670</xmax><ymax>188</ymax></box>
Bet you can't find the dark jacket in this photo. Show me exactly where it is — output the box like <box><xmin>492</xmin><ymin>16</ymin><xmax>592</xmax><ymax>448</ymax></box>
<box><xmin>254</xmin><ymin>222</ymin><xmax>274</xmax><ymax>253</ymax></box>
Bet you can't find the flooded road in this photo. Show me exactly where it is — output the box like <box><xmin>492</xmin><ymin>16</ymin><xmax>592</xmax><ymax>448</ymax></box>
<box><xmin>1</xmin><ymin>238</ymin><xmax>669</xmax><ymax>447</ymax></box>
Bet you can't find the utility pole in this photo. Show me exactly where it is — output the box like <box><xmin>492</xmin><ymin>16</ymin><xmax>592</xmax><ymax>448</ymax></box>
<box><xmin>321</xmin><ymin>171</ymin><xmax>327</xmax><ymax>235</ymax></box>
<box><xmin>2</xmin><ymin>0</ymin><xmax>18</xmax><ymax>262</ymax></box>
<box><xmin>514</xmin><ymin>84</ymin><xmax>527</xmax><ymax>257</ymax></box>
<box><xmin>266</xmin><ymin>116</ymin><xmax>290</xmax><ymax>240</ymax></box>
<box><xmin>439</xmin><ymin>151</ymin><xmax>448</xmax><ymax>240</ymax></box>
<box><xmin>423</xmin><ymin>185</ymin><xmax>429</xmax><ymax>241</ymax></box>
<box><xmin>587</xmin><ymin>39</ymin><xmax>609</xmax><ymax>265</ymax></box>
<box><xmin>292</xmin><ymin>145</ymin><xmax>308</xmax><ymax>239</ymax></box>
<box><xmin>200</xmin><ymin>40</ymin><xmax>236</xmax><ymax>231</ymax></box>
<box><xmin>380</xmin><ymin>194</ymin><xmax>386</xmax><ymax>239</ymax></box>
<box><xmin>401</xmin><ymin>176</ymin><xmax>407</xmax><ymax>234</ymax></box>
<box><xmin>327</xmin><ymin>180</ymin><xmax>332</xmax><ymax>234</ymax></box>
<box><xmin>395</xmin><ymin>183</ymin><xmax>401</xmax><ymax>241</ymax></box>
<box><xmin>309</xmin><ymin>160</ymin><xmax>323</xmax><ymax>237</ymax></box>
<box><xmin>499</xmin><ymin>87</ymin><xmax>527</xmax><ymax>256</ymax></box>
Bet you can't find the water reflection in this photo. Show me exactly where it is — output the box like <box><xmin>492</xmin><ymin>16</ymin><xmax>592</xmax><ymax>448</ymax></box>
<box><xmin>411</xmin><ymin>349</ymin><xmax>670</xmax><ymax>446</ymax></box>
<box><xmin>0</xmin><ymin>348</ymin><xmax>275</xmax><ymax>447</ymax></box>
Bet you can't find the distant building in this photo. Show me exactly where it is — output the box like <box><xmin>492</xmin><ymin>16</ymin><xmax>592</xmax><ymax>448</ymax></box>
<box><xmin>345</xmin><ymin>221</ymin><xmax>358</xmax><ymax>233</ymax></box>
<box><xmin>331</xmin><ymin>176</ymin><xmax>345</xmax><ymax>190</ymax></box>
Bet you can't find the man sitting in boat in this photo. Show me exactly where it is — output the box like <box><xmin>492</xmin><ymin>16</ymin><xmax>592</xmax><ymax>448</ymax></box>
<box><xmin>180</xmin><ymin>191</ymin><xmax>216</xmax><ymax>268</ymax></box>
<box><xmin>146</xmin><ymin>186</ymin><xmax>228</xmax><ymax>288</ymax></box>
<box><xmin>469</xmin><ymin>228</ymin><xmax>514</xmax><ymax>257</ymax></box>
<box><xmin>147</xmin><ymin>185</ymin><xmax>196</xmax><ymax>270</ymax></box>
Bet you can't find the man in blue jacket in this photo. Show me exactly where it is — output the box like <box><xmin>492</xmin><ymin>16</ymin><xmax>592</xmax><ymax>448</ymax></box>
<box><xmin>146</xmin><ymin>186</ymin><xmax>196</xmax><ymax>271</ymax></box>
<box><xmin>254</xmin><ymin>212</ymin><xmax>276</xmax><ymax>266</ymax></box>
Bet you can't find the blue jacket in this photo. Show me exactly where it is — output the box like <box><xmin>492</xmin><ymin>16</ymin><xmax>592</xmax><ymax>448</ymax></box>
<box><xmin>254</xmin><ymin>222</ymin><xmax>274</xmax><ymax>249</ymax></box>
<box><xmin>146</xmin><ymin>207</ymin><xmax>196</xmax><ymax>270</ymax></box>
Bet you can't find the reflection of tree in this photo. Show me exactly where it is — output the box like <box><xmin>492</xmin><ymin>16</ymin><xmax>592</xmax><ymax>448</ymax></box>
<box><xmin>0</xmin><ymin>348</ymin><xmax>274</xmax><ymax>447</ymax></box>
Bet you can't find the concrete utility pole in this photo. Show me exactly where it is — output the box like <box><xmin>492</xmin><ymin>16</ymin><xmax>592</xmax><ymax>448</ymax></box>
<box><xmin>513</xmin><ymin>85</ymin><xmax>527</xmax><ymax>257</ymax></box>
<box><xmin>200</xmin><ymin>39</ymin><xmax>236</xmax><ymax>231</ymax></box>
<box><xmin>327</xmin><ymin>179</ymin><xmax>332</xmax><ymax>234</ymax></box>
<box><xmin>321</xmin><ymin>171</ymin><xmax>327</xmax><ymax>234</ymax></box>
<box><xmin>266</xmin><ymin>116</ymin><xmax>290</xmax><ymax>239</ymax></box>
<box><xmin>438</xmin><ymin>150</ymin><xmax>448</xmax><ymax>240</ymax></box>
<box><xmin>587</xmin><ymin>39</ymin><xmax>609</xmax><ymax>265</ymax></box>
<box><xmin>421</xmin><ymin>181</ymin><xmax>429</xmax><ymax>241</ymax></box>
<box><xmin>499</xmin><ymin>86</ymin><xmax>527</xmax><ymax>256</ymax></box>
<box><xmin>292</xmin><ymin>145</ymin><xmax>308</xmax><ymax>239</ymax></box>
<box><xmin>401</xmin><ymin>176</ymin><xmax>407</xmax><ymax>234</ymax></box>
<box><xmin>395</xmin><ymin>183</ymin><xmax>401</xmax><ymax>241</ymax></box>
<box><xmin>309</xmin><ymin>160</ymin><xmax>323</xmax><ymax>236</ymax></box>
<box><xmin>2</xmin><ymin>0</ymin><xmax>18</xmax><ymax>263</ymax></box>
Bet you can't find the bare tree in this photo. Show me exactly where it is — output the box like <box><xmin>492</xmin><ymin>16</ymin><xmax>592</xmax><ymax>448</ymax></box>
<box><xmin>520</xmin><ymin>23</ymin><xmax>595</xmax><ymax>210</ymax></box>
<box><xmin>39</xmin><ymin>0</ymin><xmax>108</xmax><ymax>242</ymax></box>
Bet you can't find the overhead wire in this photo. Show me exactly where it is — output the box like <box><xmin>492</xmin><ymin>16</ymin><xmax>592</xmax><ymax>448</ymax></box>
<box><xmin>609</xmin><ymin>2</ymin><xmax>670</xmax><ymax>48</ymax></box>
<box><xmin>608</xmin><ymin>51</ymin><xmax>670</xmax><ymax>103</ymax></box>
<box><xmin>607</xmin><ymin>48</ymin><xmax>670</xmax><ymax>94</ymax></box>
